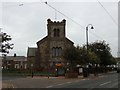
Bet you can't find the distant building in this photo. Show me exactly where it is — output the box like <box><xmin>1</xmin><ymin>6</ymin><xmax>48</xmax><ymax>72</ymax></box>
<box><xmin>115</xmin><ymin>57</ymin><xmax>120</xmax><ymax>62</ymax></box>
<box><xmin>35</xmin><ymin>19</ymin><xmax>74</xmax><ymax>70</ymax></box>
<box><xmin>27</xmin><ymin>47</ymin><xmax>37</xmax><ymax>69</ymax></box>
<box><xmin>2</xmin><ymin>56</ymin><xmax>27</xmax><ymax>70</ymax></box>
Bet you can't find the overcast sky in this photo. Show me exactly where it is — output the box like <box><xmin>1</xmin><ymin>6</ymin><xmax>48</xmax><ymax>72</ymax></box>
<box><xmin>0</xmin><ymin>0</ymin><xmax>119</xmax><ymax>57</ymax></box>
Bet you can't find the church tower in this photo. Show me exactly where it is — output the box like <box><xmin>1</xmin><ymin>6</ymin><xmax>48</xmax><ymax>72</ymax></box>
<box><xmin>47</xmin><ymin>19</ymin><xmax>66</xmax><ymax>38</ymax></box>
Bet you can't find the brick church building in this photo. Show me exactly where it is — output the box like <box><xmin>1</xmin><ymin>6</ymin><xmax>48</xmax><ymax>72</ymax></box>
<box><xmin>28</xmin><ymin>19</ymin><xmax>74</xmax><ymax>72</ymax></box>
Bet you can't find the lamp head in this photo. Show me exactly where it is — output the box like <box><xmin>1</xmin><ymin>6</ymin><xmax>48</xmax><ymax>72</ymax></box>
<box><xmin>87</xmin><ymin>24</ymin><xmax>94</xmax><ymax>30</ymax></box>
<box><xmin>91</xmin><ymin>26</ymin><xmax>94</xmax><ymax>29</ymax></box>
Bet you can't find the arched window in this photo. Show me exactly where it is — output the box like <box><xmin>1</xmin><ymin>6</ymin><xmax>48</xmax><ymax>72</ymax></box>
<box><xmin>56</xmin><ymin>48</ymin><xmax>59</xmax><ymax>56</ymax></box>
<box><xmin>54</xmin><ymin>29</ymin><xmax>57</xmax><ymax>37</ymax></box>
<box><xmin>58</xmin><ymin>47</ymin><xmax>62</xmax><ymax>56</ymax></box>
<box><xmin>53</xmin><ymin>28</ymin><xmax>60</xmax><ymax>37</ymax></box>
<box><xmin>52</xmin><ymin>47</ymin><xmax>62</xmax><ymax>57</ymax></box>
<box><xmin>52</xmin><ymin>47</ymin><xmax>56</xmax><ymax>56</ymax></box>
<box><xmin>56</xmin><ymin>29</ymin><xmax>60</xmax><ymax>37</ymax></box>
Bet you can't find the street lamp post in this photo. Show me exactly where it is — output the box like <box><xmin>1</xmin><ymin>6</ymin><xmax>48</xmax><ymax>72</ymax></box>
<box><xmin>86</xmin><ymin>24</ymin><xmax>94</xmax><ymax>52</ymax></box>
<box><xmin>83</xmin><ymin>24</ymin><xmax>94</xmax><ymax>77</ymax></box>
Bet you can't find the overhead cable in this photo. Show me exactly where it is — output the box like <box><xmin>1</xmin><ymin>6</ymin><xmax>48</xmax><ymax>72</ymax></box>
<box><xmin>97</xmin><ymin>0</ymin><xmax>118</xmax><ymax>26</ymax></box>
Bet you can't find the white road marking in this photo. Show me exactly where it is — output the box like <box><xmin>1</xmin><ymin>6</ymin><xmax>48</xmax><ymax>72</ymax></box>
<box><xmin>87</xmin><ymin>88</ymin><xmax>93</xmax><ymax>90</ymax></box>
<box><xmin>11</xmin><ymin>84</ymin><xmax>14</xmax><ymax>88</ymax></box>
<box><xmin>100</xmin><ymin>81</ymin><xmax>111</xmax><ymax>86</ymax></box>
<box><xmin>57</xmin><ymin>83</ymin><xmax>64</xmax><ymax>86</ymax></box>
<box><xmin>67</xmin><ymin>82</ymin><xmax>72</xmax><ymax>84</ymax></box>
<box><xmin>46</xmin><ymin>86</ymin><xmax>53</xmax><ymax>88</ymax></box>
<box><xmin>74</xmin><ymin>80</ymin><xmax>79</xmax><ymax>83</ymax></box>
<box><xmin>82</xmin><ymin>79</ymin><xmax>87</xmax><ymax>80</ymax></box>
<box><xmin>46</xmin><ymin>81</ymin><xmax>73</xmax><ymax>88</ymax></box>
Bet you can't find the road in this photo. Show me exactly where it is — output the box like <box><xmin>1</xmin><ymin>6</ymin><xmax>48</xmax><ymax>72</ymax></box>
<box><xmin>2</xmin><ymin>71</ymin><xmax>119</xmax><ymax>89</ymax></box>
<box><xmin>50</xmin><ymin>72</ymin><xmax>118</xmax><ymax>88</ymax></box>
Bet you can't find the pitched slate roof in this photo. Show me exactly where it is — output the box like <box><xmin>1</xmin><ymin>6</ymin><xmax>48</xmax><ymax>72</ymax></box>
<box><xmin>36</xmin><ymin>36</ymin><xmax>48</xmax><ymax>45</ymax></box>
<box><xmin>27</xmin><ymin>47</ymin><xmax>37</xmax><ymax>57</ymax></box>
<box><xmin>37</xmin><ymin>36</ymin><xmax>74</xmax><ymax>46</ymax></box>
<box><xmin>65</xmin><ymin>37</ymin><xmax>74</xmax><ymax>45</ymax></box>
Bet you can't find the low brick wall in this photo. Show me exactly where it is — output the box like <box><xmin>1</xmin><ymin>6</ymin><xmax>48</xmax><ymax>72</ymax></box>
<box><xmin>65</xmin><ymin>73</ymin><xmax>78</xmax><ymax>78</ymax></box>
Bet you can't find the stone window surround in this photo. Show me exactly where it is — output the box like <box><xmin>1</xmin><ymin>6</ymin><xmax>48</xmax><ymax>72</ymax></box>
<box><xmin>52</xmin><ymin>47</ymin><xmax>62</xmax><ymax>57</ymax></box>
<box><xmin>53</xmin><ymin>28</ymin><xmax>60</xmax><ymax>37</ymax></box>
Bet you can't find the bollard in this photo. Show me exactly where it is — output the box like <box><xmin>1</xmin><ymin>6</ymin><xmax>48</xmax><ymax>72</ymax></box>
<box><xmin>32</xmin><ymin>72</ymin><xmax>34</xmax><ymax>78</ymax></box>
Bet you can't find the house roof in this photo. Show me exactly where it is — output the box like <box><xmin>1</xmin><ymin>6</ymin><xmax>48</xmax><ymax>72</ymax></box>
<box><xmin>36</xmin><ymin>36</ymin><xmax>48</xmax><ymax>45</ymax></box>
<box><xmin>27</xmin><ymin>47</ymin><xmax>37</xmax><ymax>57</ymax></box>
<box><xmin>65</xmin><ymin>37</ymin><xmax>74</xmax><ymax>45</ymax></box>
<box><xmin>37</xmin><ymin>36</ymin><xmax>74</xmax><ymax>46</ymax></box>
<box><xmin>115</xmin><ymin>57</ymin><xmax>120</xmax><ymax>62</ymax></box>
<box><xmin>2</xmin><ymin>56</ymin><xmax>26</xmax><ymax>61</ymax></box>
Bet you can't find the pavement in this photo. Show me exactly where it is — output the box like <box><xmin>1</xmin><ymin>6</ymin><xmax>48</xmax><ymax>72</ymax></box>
<box><xmin>2</xmin><ymin>83</ymin><xmax>14</xmax><ymax>88</ymax></box>
<box><xmin>2</xmin><ymin>71</ymin><xmax>117</xmax><ymax>88</ymax></box>
<box><xmin>2</xmin><ymin>74</ymin><xmax>101</xmax><ymax>88</ymax></box>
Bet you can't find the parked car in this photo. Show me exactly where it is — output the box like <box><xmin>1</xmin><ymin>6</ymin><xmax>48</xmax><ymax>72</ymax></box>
<box><xmin>117</xmin><ymin>61</ymin><xmax>120</xmax><ymax>73</ymax></box>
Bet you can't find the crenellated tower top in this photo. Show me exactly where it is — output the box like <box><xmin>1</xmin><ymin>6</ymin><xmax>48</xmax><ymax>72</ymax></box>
<box><xmin>47</xmin><ymin>19</ymin><xmax>66</xmax><ymax>25</ymax></box>
<box><xmin>47</xmin><ymin>19</ymin><xmax>66</xmax><ymax>38</ymax></box>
